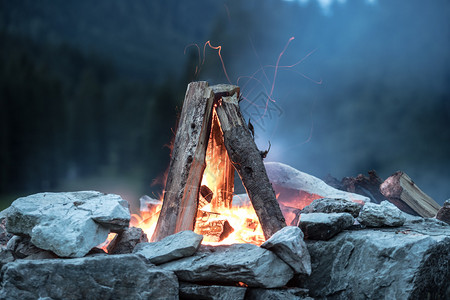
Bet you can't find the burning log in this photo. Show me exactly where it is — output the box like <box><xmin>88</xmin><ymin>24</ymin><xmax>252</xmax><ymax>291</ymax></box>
<box><xmin>204</xmin><ymin>111</ymin><xmax>235</xmax><ymax>211</ymax></box>
<box><xmin>151</xmin><ymin>82</ymin><xmax>215</xmax><ymax>242</ymax></box>
<box><xmin>380</xmin><ymin>171</ymin><xmax>441</xmax><ymax>218</ymax></box>
<box><xmin>211</xmin><ymin>84</ymin><xmax>286</xmax><ymax>239</ymax></box>
<box><xmin>195</xmin><ymin>211</ymin><xmax>234</xmax><ymax>242</ymax></box>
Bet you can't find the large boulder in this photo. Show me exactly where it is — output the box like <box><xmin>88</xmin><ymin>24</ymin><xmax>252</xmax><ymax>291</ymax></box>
<box><xmin>0</xmin><ymin>254</ymin><xmax>178</xmax><ymax>299</ymax></box>
<box><xmin>6</xmin><ymin>191</ymin><xmax>130</xmax><ymax>257</ymax></box>
<box><xmin>160</xmin><ymin>243</ymin><xmax>294</xmax><ymax>288</ymax></box>
<box><xmin>297</xmin><ymin>219</ymin><xmax>450</xmax><ymax>299</ymax></box>
<box><xmin>436</xmin><ymin>199</ymin><xmax>450</xmax><ymax>224</ymax></box>
<box><xmin>133</xmin><ymin>230</ymin><xmax>203</xmax><ymax>264</ymax></box>
<box><xmin>358</xmin><ymin>201</ymin><xmax>406</xmax><ymax>227</ymax></box>
<box><xmin>299</xmin><ymin>213</ymin><xmax>354</xmax><ymax>240</ymax></box>
<box><xmin>261</xmin><ymin>226</ymin><xmax>311</xmax><ymax>275</ymax></box>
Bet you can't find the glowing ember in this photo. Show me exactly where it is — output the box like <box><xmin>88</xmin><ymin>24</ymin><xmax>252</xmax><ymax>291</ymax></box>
<box><xmin>97</xmin><ymin>232</ymin><xmax>118</xmax><ymax>253</ymax></box>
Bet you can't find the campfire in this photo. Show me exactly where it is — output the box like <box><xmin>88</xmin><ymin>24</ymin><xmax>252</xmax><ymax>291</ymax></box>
<box><xmin>130</xmin><ymin>82</ymin><xmax>285</xmax><ymax>245</ymax></box>
<box><xmin>0</xmin><ymin>82</ymin><xmax>448</xmax><ymax>299</ymax></box>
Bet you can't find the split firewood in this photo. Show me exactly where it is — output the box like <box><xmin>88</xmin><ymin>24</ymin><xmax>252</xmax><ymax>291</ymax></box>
<box><xmin>151</xmin><ymin>82</ymin><xmax>214</xmax><ymax>242</ymax></box>
<box><xmin>380</xmin><ymin>171</ymin><xmax>441</xmax><ymax>218</ymax></box>
<box><xmin>211</xmin><ymin>84</ymin><xmax>286</xmax><ymax>239</ymax></box>
<box><xmin>195</xmin><ymin>211</ymin><xmax>234</xmax><ymax>242</ymax></box>
<box><xmin>204</xmin><ymin>111</ymin><xmax>235</xmax><ymax>211</ymax></box>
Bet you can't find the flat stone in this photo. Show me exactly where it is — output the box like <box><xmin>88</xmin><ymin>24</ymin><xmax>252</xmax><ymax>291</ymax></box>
<box><xmin>108</xmin><ymin>227</ymin><xmax>148</xmax><ymax>254</ymax></box>
<box><xmin>436</xmin><ymin>199</ymin><xmax>450</xmax><ymax>224</ymax></box>
<box><xmin>246</xmin><ymin>287</ymin><xmax>312</xmax><ymax>300</ymax></box>
<box><xmin>160</xmin><ymin>243</ymin><xmax>294</xmax><ymax>288</ymax></box>
<box><xmin>5</xmin><ymin>191</ymin><xmax>130</xmax><ymax>257</ymax></box>
<box><xmin>299</xmin><ymin>213</ymin><xmax>354</xmax><ymax>240</ymax></box>
<box><xmin>297</xmin><ymin>219</ymin><xmax>450</xmax><ymax>299</ymax></box>
<box><xmin>300</xmin><ymin>198</ymin><xmax>363</xmax><ymax>218</ymax></box>
<box><xmin>0</xmin><ymin>254</ymin><xmax>178</xmax><ymax>300</ymax></box>
<box><xmin>179</xmin><ymin>282</ymin><xmax>246</xmax><ymax>300</ymax></box>
<box><xmin>261</xmin><ymin>226</ymin><xmax>311</xmax><ymax>275</ymax></box>
<box><xmin>358</xmin><ymin>200</ymin><xmax>406</xmax><ymax>227</ymax></box>
<box><xmin>133</xmin><ymin>230</ymin><xmax>203</xmax><ymax>264</ymax></box>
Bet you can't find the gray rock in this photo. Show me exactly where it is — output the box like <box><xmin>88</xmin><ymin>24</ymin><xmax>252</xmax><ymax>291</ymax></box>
<box><xmin>160</xmin><ymin>243</ymin><xmax>294</xmax><ymax>288</ymax></box>
<box><xmin>0</xmin><ymin>254</ymin><xmax>178</xmax><ymax>300</ymax></box>
<box><xmin>246</xmin><ymin>287</ymin><xmax>312</xmax><ymax>300</ymax></box>
<box><xmin>6</xmin><ymin>235</ymin><xmax>55</xmax><ymax>259</ymax></box>
<box><xmin>261</xmin><ymin>226</ymin><xmax>311</xmax><ymax>275</ymax></box>
<box><xmin>299</xmin><ymin>213</ymin><xmax>354</xmax><ymax>240</ymax></box>
<box><xmin>5</xmin><ymin>191</ymin><xmax>130</xmax><ymax>257</ymax></box>
<box><xmin>179</xmin><ymin>282</ymin><xmax>246</xmax><ymax>300</ymax></box>
<box><xmin>108</xmin><ymin>227</ymin><xmax>148</xmax><ymax>254</ymax></box>
<box><xmin>436</xmin><ymin>199</ymin><xmax>450</xmax><ymax>224</ymax></box>
<box><xmin>134</xmin><ymin>230</ymin><xmax>203</xmax><ymax>264</ymax></box>
<box><xmin>0</xmin><ymin>250</ymin><xmax>15</xmax><ymax>268</ymax></box>
<box><xmin>300</xmin><ymin>198</ymin><xmax>363</xmax><ymax>218</ymax></box>
<box><xmin>0</xmin><ymin>217</ymin><xmax>13</xmax><ymax>249</ymax></box>
<box><xmin>296</xmin><ymin>219</ymin><xmax>450</xmax><ymax>299</ymax></box>
<box><xmin>358</xmin><ymin>200</ymin><xmax>406</xmax><ymax>227</ymax></box>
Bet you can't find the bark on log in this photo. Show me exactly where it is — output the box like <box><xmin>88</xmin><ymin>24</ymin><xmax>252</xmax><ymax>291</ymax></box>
<box><xmin>380</xmin><ymin>171</ymin><xmax>441</xmax><ymax>218</ymax></box>
<box><xmin>151</xmin><ymin>82</ymin><xmax>214</xmax><ymax>242</ymax></box>
<box><xmin>211</xmin><ymin>84</ymin><xmax>286</xmax><ymax>239</ymax></box>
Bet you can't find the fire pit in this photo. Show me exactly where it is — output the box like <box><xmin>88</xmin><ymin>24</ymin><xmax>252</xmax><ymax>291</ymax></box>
<box><xmin>0</xmin><ymin>82</ymin><xmax>449</xmax><ymax>300</ymax></box>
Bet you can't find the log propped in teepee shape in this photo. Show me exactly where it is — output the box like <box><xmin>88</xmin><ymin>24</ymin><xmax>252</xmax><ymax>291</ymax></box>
<box><xmin>151</xmin><ymin>82</ymin><xmax>286</xmax><ymax>242</ymax></box>
<box><xmin>151</xmin><ymin>81</ymin><xmax>214</xmax><ymax>242</ymax></box>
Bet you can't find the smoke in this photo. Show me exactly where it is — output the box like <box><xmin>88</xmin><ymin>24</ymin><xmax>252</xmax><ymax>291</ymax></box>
<box><xmin>199</xmin><ymin>0</ymin><xmax>450</xmax><ymax>204</ymax></box>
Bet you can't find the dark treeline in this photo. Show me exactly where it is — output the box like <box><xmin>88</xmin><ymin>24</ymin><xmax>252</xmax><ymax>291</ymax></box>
<box><xmin>0</xmin><ymin>32</ymin><xmax>184</xmax><ymax>196</ymax></box>
<box><xmin>0</xmin><ymin>0</ymin><xmax>449</xmax><ymax>207</ymax></box>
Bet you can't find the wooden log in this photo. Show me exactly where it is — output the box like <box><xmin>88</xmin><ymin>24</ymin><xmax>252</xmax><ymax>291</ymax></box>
<box><xmin>151</xmin><ymin>82</ymin><xmax>214</xmax><ymax>242</ymax></box>
<box><xmin>340</xmin><ymin>171</ymin><xmax>385</xmax><ymax>204</ymax></box>
<box><xmin>195</xmin><ymin>211</ymin><xmax>234</xmax><ymax>242</ymax></box>
<box><xmin>380</xmin><ymin>171</ymin><xmax>441</xmax><ymax>218</ymax></box>
<box><xmin>205</xmin><ymin>110</ymin><xmax>235</xmax><ymax>211</ymax></box>
<box><xmin>211</xmin><ymin>84</ymin><xmax>286</xmax><ymax>239</ymax></box>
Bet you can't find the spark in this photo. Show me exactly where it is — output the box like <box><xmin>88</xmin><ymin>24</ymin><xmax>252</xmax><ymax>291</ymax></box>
<box><xmin>203</xmin><ymin>40</ymin><xmax>232</xmax><ymax>84</ymax></box>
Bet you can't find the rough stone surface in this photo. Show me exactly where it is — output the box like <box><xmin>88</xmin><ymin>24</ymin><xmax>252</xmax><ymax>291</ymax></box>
<box><xmin>179</xmin><ymin>282</ymin><xmax>246</xmax><ymax>300</ymax></box>
<box><xmin>300</xmin><ymin>198</ymin><xmax>363</xmax><ymax>218</ymax></box>
<box><xmin>0</xmin><ymin>250</ymin><xmax>15</xmax><ymax>269</ymax></box>
<box><xmin>296</xmin><ymin>218</ymin><xmax>450</xmax><ymax>299</ymax></box>
<box><xmin>436</xmin><ymin>199</ymin><xmax>450</xmax><ymax>224</ymax></box>
<box><xmin>264</xmin><ymin>162</ymin><xmax>370</xmax><ymax>203</ymax></box>
<box><xmin>6</xmin><ymin>235</ymin><xmax>55</xmax><ymax>259</ymax></box>
<box><xmin>246</xmin><ymin>287</ymin><xmax>312</xmax><ymax>300</ymax></box>
<box><xmin>108</xmin><ymin>227</ymin><xmax>148</xmax><ymax>254</ymax></box>
<box><xmin>160</xmin><ymin>243</ymin><xmax>294</xmax><ymax>288</ymax></box>
<box><xmin>299</xmin><ymin>213</ymin><xmax>354</xmax><ymax>240</ymax></box>
<box><xmin>134</xmin><ymin>230</ymin><xmax>203</xmax><ymax>265</ymax></box>
<box><xmin>261</xmin><ymin>226</ymin><xmax>311</xmax><ymax>275</ymax></box>
<box><xmin>0</xmin><ymin>254</ymin><xmax>178</xmax><ymax>300</ymax></box>
<box><xmin>5</xmin><ymin>191</ymin><xmax>130</xmax><ymax>257</ymax></box>
<box><xmin>358</xmin><ymin>200</ymin><xmax>406</xmax><ymax>227</ymax></box>
<box><xmin>0</xmin><ymin>209</ymin><xmax>13</xmax><ymax>249</ymax></box>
